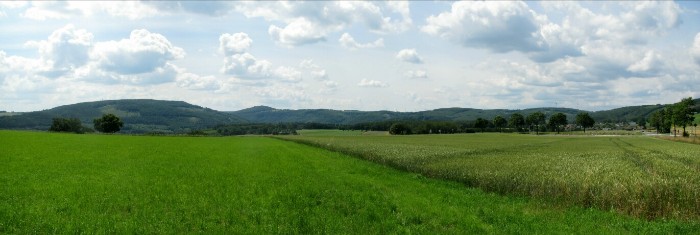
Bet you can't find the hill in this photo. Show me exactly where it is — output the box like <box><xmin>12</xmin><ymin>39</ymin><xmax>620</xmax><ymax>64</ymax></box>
<box><xmin>230</xmin><ymin>106</ymin><xmax>586</xmax><ymax>125</ymax></box>
<box><xmin>0</xmin><ymin>99</ymin><xmax>246</xmax><ymax>133</ymax></box>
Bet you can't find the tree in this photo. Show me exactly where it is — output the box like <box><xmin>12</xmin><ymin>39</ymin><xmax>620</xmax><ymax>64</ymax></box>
<box><xmin>526</xmin><ymin>112</ymin><xmax>546</xmax><ymax>135</ymax></box>
<box><xmin>49</xmin><ymin>117</ymin><xmax>84</xmax><ymax>134</ymax></box>
<box><xmin>493</xmin><ymin>115</ymin><xmax>507</xmax><ymax>132</ymax></box>
<box><xmin>548</xmin><ymin>112</ymin><xmax>568</xmax><ymax>134</ymax></box>
<box><xmin>509</xmin><ymin>113</ymin><xmax>525</xmax><ymax>132</ymax></box>
<box><xmin>389</xmin><ymin>123</ymin><xmax>411</xmax><ymax>135</ymax></box>
<box><xmin>575</xmin><ymin>112</ymin><xmax>595</xmax><ymax>133</ymax></box>
<box><xmin>649</xmin><ymin>111</ymin><xmax>662</xmax><ymax>134</ymax></box>
<box><xmin>94</xmin><ymin>114</ymin><xmax>124</xmax><ymax>133</ymax></box>
<box><xmin>474</xmin><ymin>118</ymin><xmax>489</xmax><ymax>133</ymax></box>
<box><xmin>672</xmin><ymin>97</ymin><xmax>695</xmax><ymax>137</ymax></box>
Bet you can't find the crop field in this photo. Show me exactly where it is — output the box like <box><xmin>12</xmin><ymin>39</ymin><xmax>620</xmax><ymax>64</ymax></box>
<box><xmin>3</xmin><ymin>130</ymin><xmax>700</xmax><ymax>233</ymax></box>
<box><xmin>281</xmin><ymin>133</ymin><xmax>700</xmax><ymax>220</ymax></box>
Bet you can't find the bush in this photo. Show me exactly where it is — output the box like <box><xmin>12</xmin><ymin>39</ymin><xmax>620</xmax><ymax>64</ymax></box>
<box><xmin>389</xmin><ymin>123</ymin><xmax>411</xmax><ymax>135</ymax></box>
<box><xmin>49</xmin><ymin>117</ymin><xmax>85</xmax><ymax>134</ymax></box>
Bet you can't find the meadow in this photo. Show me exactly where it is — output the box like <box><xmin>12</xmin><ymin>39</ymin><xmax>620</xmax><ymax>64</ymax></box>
<box><xmin>282</xmin><ymin>133</ymin><xmax>700</xmax><ymax>220</ymax></box>
<box><xmin>2</xmin><ymin>130</ymin><xmax>700</xmax><ymax>233</ymax></box>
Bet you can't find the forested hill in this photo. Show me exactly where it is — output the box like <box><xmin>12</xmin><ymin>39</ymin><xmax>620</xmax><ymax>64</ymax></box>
<box><xmin>0</xmin><ymin>99</ymin><xmax>247</xmax><ymax>133</ymax></box>
<box><xmin>230</xmin><ymin>106</ymin><xmax>586</xmax><ymax>125</ymax></box>
<box><xmin>232</xmin><ymin>99</ymin><xmax>699</xmax><ymax>125</ymax></box>
<box><xmin>2</xmin><ymin>98</ymin><xmax>697</xmax><ymax>133</ymax></box>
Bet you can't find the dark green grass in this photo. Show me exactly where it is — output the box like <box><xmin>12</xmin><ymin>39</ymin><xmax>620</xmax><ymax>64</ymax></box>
<box><xmin>1</xmin><ymin>131</ymin><xmax>699</xmax><ymax>233</ymax></box>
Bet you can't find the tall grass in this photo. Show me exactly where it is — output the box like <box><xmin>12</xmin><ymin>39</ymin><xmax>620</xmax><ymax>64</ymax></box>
<box><xmin>281</xmin><ymin>133</ymin><xmax>700</xmax><ymax>220</ymax></box>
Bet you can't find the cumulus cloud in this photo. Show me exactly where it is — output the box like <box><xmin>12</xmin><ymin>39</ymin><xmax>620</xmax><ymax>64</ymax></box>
<box><xmin>396</xmin><ymin>49</ymin><xmax>423</xmax><ymax>64</ymax></box>
<box><xmin>422</xmin><ymin>1</ymin><xmax>544</xmax><ymax>53</ymax></box>
<box><xmin>219</xmin><ymin>33</ymin><xmax>253</xmax><ymax>55</ymax></box>
<box><xmin>176</xmin><ymin>72</ymin><xmax>222</xmax><ymax>91</ymax></box>
<box><xmin>339</xmin><ymin>33</ymin><xmax>384</xmax><ymax>50</ymax></box>
<box><xmin>358</xmin><ymin>78</ymin><xmax>388</xmax><ymax>88</ymax></box>
<box><xmin>25</xmin><ymin>24</ymin><xmax>93</xmax><ymax>77</ymax></box>
<box><xmin>92</xmin><ymin>29</ymin><xmax>185</xmax><ymax>75</ymax></box>
<box><xmin>300</xmin><ymin>59</ymin><xmax>328</xmax><ymax>80</ymax></box>
<box><xmin>221</xmin><ymin>53</ymin><xmax>273</xmax><ymax>79</ymax></box>
<box><xmin>405</xmin><ymin>70</ymin><xmax>428</xmax><ymax>79</ymax></box>
<box><xmin>627</xmin><ymin>51</ymin><xmax>662</xmax><ymax>74</ymax></box>
<box><xmin>692</xmin><ymin>33</ymin><xmax>700</xmax><ymax>66</ymax></box>
<box><xmin>269</xmin><ymin>18</ymin><xmax>326</xmax><ymax>46</ymax></box>
<box><xmin>235</xmin><ymin>1</ymin><xmax>411</xmax><ymax>47</ymax></box>
<box><xmin>274</xmin><ymin>66</ymin><xmax>302</xmax><ymax>82</ymax></box>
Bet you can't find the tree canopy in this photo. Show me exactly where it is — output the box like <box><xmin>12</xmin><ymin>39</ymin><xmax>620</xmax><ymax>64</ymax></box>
<box><xmin>575</xmin><ymin>113</ymin><xmax>595</xmax><ymax>133</ymax></box>
<box><xmin>94</xmin><ymin>114</ymin><xmax>124</xmax><ymax>133</ymax></box>
<box><xmin>526</xmin><ymin>112</ymin><xmax>546</xmax><ymax>134</ymax></box>
<box><xmin>49</xmin><ymin>117</ymin><xmax>85</xmax><ymax>134</ymax></box>
<box><xmin>548</xmin><ymin>113</ymin><xmax>568</xmax><ymax>134</ymax></box>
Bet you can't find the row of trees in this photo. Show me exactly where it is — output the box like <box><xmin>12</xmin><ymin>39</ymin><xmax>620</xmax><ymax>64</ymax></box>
<box><xmin>648</xmin><ymin>97</ymin><xmax>696</xmax><ymax>136</ymax></box>
<box><xmin>49</xmin><ymin>114</ymin><xmax>123</xmax><ymax>134</ymax></box>
<box><xmin>388</xmin><ymin>112</ymin><xmax>596</xmax><ymax>135</ymax></box>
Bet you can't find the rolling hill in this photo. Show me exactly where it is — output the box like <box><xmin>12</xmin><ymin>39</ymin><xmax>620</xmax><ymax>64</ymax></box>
<box><xmin>0</xmin><ymin>99</ymin><xmax>247</xmax><ymax>133</ymax></box>
<box><xmin>1</xmin><ymin>98</ymin><xmax>697</xmax><ymax>133</ymax></box>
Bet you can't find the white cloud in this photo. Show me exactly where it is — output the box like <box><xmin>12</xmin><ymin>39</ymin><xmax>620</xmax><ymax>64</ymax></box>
<box><xmin>422</xmin><ymin>1</ymin><xmax>544</xmax><ymax>53</ymax></box>
<box><xmin>144</xmin><ymin>1</ymin><xmax>234</xmax><ymax>16</ymax></box>
<box><xmin>274</xmin><ymin>66</ymin><xmax>302</xmax><ymax>83</ymax></box>
<box><xmin>21</xmin><ymin>1</ymin><xmax>159</xmax><ymax>20</ymax></box>
<box><xmin>300</xmin><ymin>59</ymin><xmax>328</xmax><ymax>80</ymax></box>
<box><xmin>358</xmin><ymin>78</ymin><xmax>388</xmax><ymax>88</ymax></box>
<box><xmin>176</xmin><ymin>72</ymin><xmax>222</xmax><ymax>91</ymax></box>
<box><xmin>235</xmin><ymin>1</ymin><xmax>411</xmax><ymax>47</ymax></box>
<box><xmin>219</xmin><ymin>33</ymin><xmax>253</xmax><ymax>55</ymax></box>
<box><xmin>627</xmin><ymin>51</ymin><xmax>662</xmax><ymax>74</ymax></box>
<box><xmin>396</xmin><ymin>49</ymin><xmax>423</xmax><ymax>64</ymax></box>
<box><xmin>221</xmin><ymin>53</ymin><xmax>273</xmax><ymax>79</ymax></box>
<box><xmin>692</xmin><ymin>33</ymin><xmax>700</xmax><ymax>66</ymax></box>
<box><xmin>339</xmin><ymin>33</ymin><xmax>384</xmax><ymax>50</ymax></box>
<box><xmin>268</xmin><ymin>18</ymin><xmax>326</xmax><ymax>46</ymax></box>
<box><xmin>25</xmin><ymin>24</ymin><xmax>94</xmax><ymax>77</ymax></box>
<box><xmin>405</xmin><ymin>70</ymin><xmax>428</xmax><ymax>79</ymax></box>
<box><xmin>92</xmin><ymin>29</ymin><xmax>185</xmax><ymax>75</ymax></box>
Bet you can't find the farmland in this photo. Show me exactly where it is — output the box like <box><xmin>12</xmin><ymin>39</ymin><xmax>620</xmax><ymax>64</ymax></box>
<box><xmin>2</xmin><ymin>130</ymin><xmax>700</xmax><ymax>233</ymax></box>
<box><xmin>282</xmin><ymin>133</ymin><xmax>700</xmax><ymax>220</ymax></box>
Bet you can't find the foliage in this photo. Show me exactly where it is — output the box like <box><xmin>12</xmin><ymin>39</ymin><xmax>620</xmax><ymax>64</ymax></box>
<box><xmin>473</xmin><ymin>118</ymin><xmax>489</xmax><ymax>132</ymax></box>
<box><xmin>492</xmin><ymin>115</ymin><xmax>507</xmax><ymax>132</ymax></box>
<box><xmin>94</xmin><ymin>114</ymin><xmax>124</xmax><ymax>133</ymax></box>
<box><xmin>673</xmin><ymin>97</ymin><xmax>696</xmax><ymax>137</ymax></box>
<box><xmin>48</xmin><ymin>117</ymin><xmax>86</xmax><ymax>134</ymax></box>
<box><xmin>547</xmin><ymin>113</ymin><xmax>567</xmax><ymax>133</ymax></box>
<box><xmin>526</xmin><ymin>112</ymin><xmax>546</xmax><ymax>134</ymax></box>
<box><xmin>575</xmin><ymin>112</ymin><xmax>595</xmax><ymax>133</ymax></box>
<box><xmin>6</xmin><ymin>131</ymin><xmax>700</xmax><ymax>233</ymax></box>
<box><xmin>508</xmin><ymin>113</ymin><xmax>525</xmax><ymax>132</ymax></box>
<box><xmin>389</xmin><ymin>123</ymin><xmax>412</xmax><ymax>135</ymax></box>
<box><xmin>0</xmin><ymin>99</ymin><xmax>246</xmax><ymax>133</ymax></box>
<box><xmin>283</xmin><ymin>133</ymin><xmax>700</xmax><ymax>220</ymax></box>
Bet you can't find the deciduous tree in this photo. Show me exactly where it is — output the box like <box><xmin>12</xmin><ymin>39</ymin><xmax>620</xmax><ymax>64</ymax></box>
<box><xmin>493</xmin><ymin>115</ymin><xmax>507</xmax><ymax>132</ymax></box>
<box><xmin>526</xmin><ymin>112</ymin><xmax>545</xmax><ymax>135</ymax></box>
<box><xmin>94</xmin><ymin>114</ymin><xmax>124</xmax><ymax>133</ymax></box>
<box><xmin>575</xmin><ymin>113</ymin><xmax>595</xmax><ymax>133</ymax></box>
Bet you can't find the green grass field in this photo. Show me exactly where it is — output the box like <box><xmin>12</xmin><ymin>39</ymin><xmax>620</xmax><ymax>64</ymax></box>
<box><xmin>3</xmin><ymin>130</ymin><xmax>700</xmax><ymax>233</ymax></box>
<box><xmin>282</xmin><ymin>133</ymin><xmax>700</xmax><ymax>220</ymax></box>
<box><xmin>297</xmin><ymin>129</ymin><xmax>389</xmax><ymax>136</ymax></box>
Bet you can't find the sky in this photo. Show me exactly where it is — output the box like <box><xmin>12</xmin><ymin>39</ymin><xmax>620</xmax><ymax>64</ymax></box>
<box><xmin>1</xmin><ymin>1</ymin><xmax>700</xmax><ymax>112</ymax></box>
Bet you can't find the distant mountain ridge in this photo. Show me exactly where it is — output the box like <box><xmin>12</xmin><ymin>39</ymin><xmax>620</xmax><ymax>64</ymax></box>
<box><xmin>1</xmin><ymin>98</ymin><xmax>697</xmax><ymax>133</ymax></box>
<box><xmin>0</xmin><ymin>99</ymin><xmax>247</xmax><ymax>133</ymax></box>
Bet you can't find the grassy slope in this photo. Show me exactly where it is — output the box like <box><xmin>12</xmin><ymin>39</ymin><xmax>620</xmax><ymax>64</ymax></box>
<box><xmin>1</xmin><ymin>131</ymin><xmax>698</xmax><ymax>233</ymax></box>
<box><xmin>282</xmin><ymin>133</ymin><xmax>700</xmax><ymax>220</ymax></box>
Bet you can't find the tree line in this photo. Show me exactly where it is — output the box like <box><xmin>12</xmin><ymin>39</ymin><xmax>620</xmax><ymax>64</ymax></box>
<box><xmin>49</xmin><ymin>114</ymin><xmax>123</xmax><ymax>134</ymax></box>
<box><xmin>387</xmin><ymin>112</ymin><xmax>595</xmax><ymax>135</ymax></box>
<box><xmin>648</xmin><ymin>97</ymin><xmax>696</xmax><ymax>136</ymax></box>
